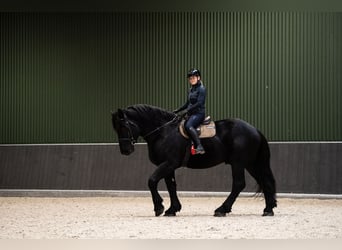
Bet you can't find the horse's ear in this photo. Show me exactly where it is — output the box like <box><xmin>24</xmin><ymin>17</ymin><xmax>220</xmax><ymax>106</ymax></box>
<box><xmin>117</xmin><ymin>108</ymin><xmax>125</xmax><ymax>118</ymax></box>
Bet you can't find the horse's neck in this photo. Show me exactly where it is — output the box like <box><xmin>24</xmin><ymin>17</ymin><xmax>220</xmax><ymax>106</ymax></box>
<box><xmin>130</xmin><ymin>110</ymin><xmax>173</xmax><ymax>137</ymax></box>
<box><xmin>139</xmin><ymin>115</ymin><xmax>169</xmax><ymax>131</ymax></box>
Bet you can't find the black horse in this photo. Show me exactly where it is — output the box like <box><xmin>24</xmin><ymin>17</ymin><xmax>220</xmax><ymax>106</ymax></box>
<box><xmin>112</xmin><ymin>104</ymin><xmax>277</xmax><ymax>217</ymax></box>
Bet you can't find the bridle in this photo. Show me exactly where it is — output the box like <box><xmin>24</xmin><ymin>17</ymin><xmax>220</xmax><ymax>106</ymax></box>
<box><xmin>118</xmin><ymin>116</ymin><xmax>137</xmax><ymax>145</ymax></box>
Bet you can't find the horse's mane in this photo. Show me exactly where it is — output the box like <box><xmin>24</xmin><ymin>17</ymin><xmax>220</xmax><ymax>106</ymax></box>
<box><xmin>126</xmin><ymin>104</ymin><xmax>176</xmax><ymax>122</ymax></box>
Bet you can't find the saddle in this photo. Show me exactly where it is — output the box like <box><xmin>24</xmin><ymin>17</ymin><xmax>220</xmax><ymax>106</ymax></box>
<box><xmin>179</xmin><ymin>116</ymin><xmax>216</xmax><ymax>139</ymax></box>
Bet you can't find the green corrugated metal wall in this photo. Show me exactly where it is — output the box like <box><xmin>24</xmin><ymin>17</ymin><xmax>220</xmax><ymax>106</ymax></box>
<box><xmin>1</xmin><ymin>12</ymin><xmax>341</xmax><ymax>143</ymax></box>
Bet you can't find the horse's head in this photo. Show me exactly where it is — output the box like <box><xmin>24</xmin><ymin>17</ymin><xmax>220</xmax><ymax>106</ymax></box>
<box><xmin>111</xmin><ymin>108</ymin><xmax>139</xmax><ymax>155</ymax></box>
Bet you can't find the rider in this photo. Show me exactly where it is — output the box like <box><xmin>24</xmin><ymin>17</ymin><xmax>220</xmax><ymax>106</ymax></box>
<box><xmin>174</xmin><ymin>68</ymin><xmax>206</xmax><ymax>154</ymax></box>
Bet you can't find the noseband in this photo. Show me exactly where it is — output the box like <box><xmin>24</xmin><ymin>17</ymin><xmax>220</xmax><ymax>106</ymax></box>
<box><xmin>118</xmin><ymin>117</ymin><xmax>137</xmax><ymax>145</ymax></box>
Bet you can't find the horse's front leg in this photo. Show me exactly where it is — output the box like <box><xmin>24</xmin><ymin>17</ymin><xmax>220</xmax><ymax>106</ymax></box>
<box><xmin>164</xmin><ymin>171</ymin><xmax>182</xmax><ymax>216</ymax></box>
<box><xmin>148</xmin><ymin>161</ymin><xmax>175</xmax><ymax>216</ymax></box>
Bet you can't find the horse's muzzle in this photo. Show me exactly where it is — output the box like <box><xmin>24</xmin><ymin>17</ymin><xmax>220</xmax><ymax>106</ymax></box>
<box><xmin>119</xmin><ymin>145</ymin><xmax>135</xmax><ymax>155</ymax></box>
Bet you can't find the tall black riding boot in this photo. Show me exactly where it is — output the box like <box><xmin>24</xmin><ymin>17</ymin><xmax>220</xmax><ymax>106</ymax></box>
<box><xmin>187</xmin><ymin>127</ymin><xmax>205</xmax><ymax>154</ymax></box>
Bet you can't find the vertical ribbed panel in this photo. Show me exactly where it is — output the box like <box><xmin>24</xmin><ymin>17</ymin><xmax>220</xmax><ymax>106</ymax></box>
<box><xmin>1</xmin><ymin>12</ymin><xmax>341</xmax><ymax>143</ymax></box>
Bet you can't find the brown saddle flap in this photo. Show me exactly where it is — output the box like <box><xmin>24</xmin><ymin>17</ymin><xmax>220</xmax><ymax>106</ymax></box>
<box><xmin>179</xmin><ymin>120</ymin><xmax>216</xmax><ymax>139</ymax></box>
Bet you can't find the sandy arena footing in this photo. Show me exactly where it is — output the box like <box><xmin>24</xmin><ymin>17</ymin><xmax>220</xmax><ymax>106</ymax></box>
<box><xmin>1</xmin><ymin>196</ymin><xmax>342</xmax><ymax>239</ymax></box>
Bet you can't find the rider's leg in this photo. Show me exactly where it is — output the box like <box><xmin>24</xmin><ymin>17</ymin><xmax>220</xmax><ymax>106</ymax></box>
<box><xmin>185</xmin><ymin>114</ymin><xmax>205</xmax><ymax>154</ymax></box>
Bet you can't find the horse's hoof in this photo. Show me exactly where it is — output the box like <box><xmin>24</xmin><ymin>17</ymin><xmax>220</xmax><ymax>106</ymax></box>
<box><xmin>214</xmin><ymin>211</ymin><xmax>226</xmax><ymax>217</ymax></box>
<box><xmin>262</xmin><ymin>211</ymin><xmax>274</xmax><ymax>216</ymax></box>
<box><xmin>164</xmin><ymin>208</ymin><xmax>177</xmax><ymax>216</ymax></box>
<box><xmin>164</xmin><ymin>212</ymin><xmax>176</xmax><ymax>217</ymax></box>
<box><xmin>155</xmin><ymin>208</ymin><xmax>164</xmax><ymax>217</ymax></box>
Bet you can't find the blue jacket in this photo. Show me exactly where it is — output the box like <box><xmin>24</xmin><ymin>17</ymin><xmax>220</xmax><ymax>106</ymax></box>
<box><xmin>177</xmin><ymin>81</ymin><xmax>206</xmax><ymax>115</ymax></box>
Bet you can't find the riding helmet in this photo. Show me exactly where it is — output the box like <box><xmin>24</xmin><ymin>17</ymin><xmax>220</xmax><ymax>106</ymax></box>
<box><xmin>187</xmin><ymin>68</ymin><xmax>201</xmax><ymax>78</ymax></box>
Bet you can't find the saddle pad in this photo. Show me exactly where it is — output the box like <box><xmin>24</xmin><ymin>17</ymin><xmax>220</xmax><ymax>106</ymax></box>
<box><xmin>179</xmin><ymin>120</ymin><xmax>216</xmax><ymax>139</ymax></box>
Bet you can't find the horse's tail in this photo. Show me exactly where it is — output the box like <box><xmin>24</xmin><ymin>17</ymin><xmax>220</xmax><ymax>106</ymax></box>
<box><xmin>254</xmin><ymin>131</ymin><xmax>277</xmax><ymax>208</ymax></box>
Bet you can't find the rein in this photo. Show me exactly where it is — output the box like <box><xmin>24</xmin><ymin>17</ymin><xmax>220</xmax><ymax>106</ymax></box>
<box><xmin>143</xmin><ymin>115</ymin><xmax>180</xmax><ymax>140</ymax></box>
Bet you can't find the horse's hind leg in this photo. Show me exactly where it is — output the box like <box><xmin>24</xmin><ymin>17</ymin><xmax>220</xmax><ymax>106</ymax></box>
<box><xmin>214</xmin><ymin>163</ymin><xmax>246</xmax><ymax>217</ymax></box>
<box><xmin>246</xmin><ymin>155</ymin><xmax>277</xmax><ymax>216</ymax></box>
<box><xmin>164</xmin><ymin>171</ymin><xmax>182</xmax><ymax>216</ymax></box>
<box><xmin>246</xmin><ymin>167</ymin><xmax>277</xmax><ymax>216</ymax></box>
